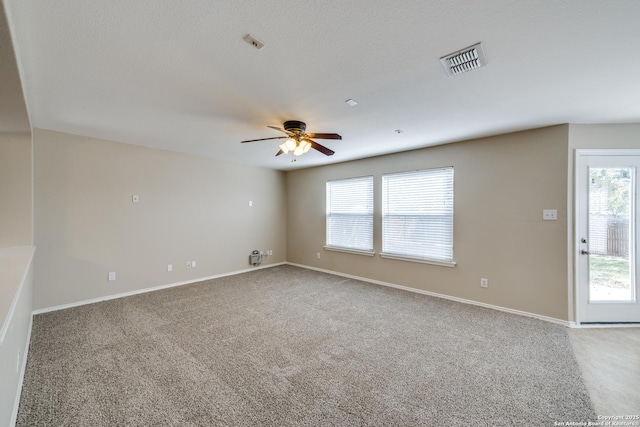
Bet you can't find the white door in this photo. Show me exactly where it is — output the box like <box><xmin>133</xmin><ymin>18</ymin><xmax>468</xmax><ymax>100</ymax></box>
<box><xmin>577</xmin><ymin>151</ymin><xmax>640</xmax><ymax>323</ymax></box>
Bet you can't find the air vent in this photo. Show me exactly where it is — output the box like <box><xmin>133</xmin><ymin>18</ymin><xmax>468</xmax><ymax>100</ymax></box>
<box><xmin>440</xmin><ymin>43</ymin><xmax>486</xmax><ymax>76</ymax></box>
<box><xmin>243</xmin><ymin>34</ymin><xmax>264</xmax><ymax>50</ymax></box>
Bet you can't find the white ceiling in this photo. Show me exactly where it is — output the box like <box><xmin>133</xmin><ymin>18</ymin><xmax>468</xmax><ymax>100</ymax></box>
<box><xmin>4</xmin><ymin>1</ymin><xmax>640</xmax><ymax>170</ymax></box>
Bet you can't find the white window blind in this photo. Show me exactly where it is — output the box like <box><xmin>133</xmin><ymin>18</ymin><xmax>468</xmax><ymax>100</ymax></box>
<box><xmin>382</xmin><ymin>168</ymin><xmax>454</xmax><ymax>263</ymax></box>
<box><xmin>326</xmin><ymin>176</ymin><xmax>374</xmax><ymax>253</ymax></box>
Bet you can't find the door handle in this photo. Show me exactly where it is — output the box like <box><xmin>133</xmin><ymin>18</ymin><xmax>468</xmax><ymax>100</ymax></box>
<box><xmin>580</xmin><ymin>250</ymin><xmax>590</xmax><ymax>255</ymax></box>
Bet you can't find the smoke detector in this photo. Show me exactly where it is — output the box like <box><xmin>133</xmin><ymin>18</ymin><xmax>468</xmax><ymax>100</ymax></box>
<box><xmin>440</xmin><ymin>42</ymin><xmax>486</xmax><ymax>76</ymax></box>
<box><xmin>243</xmin><ymin>34</ymin><xmax>264</xmax><ymax>50</ymax></box>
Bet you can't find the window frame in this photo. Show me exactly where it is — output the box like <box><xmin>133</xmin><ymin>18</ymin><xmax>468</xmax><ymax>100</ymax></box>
<box><xmin>325</xmin><ymin>175</ymin><xmax>375</xmax><ymax>256</ymax></box>
<box><xmin>381</xmin><ymin>167</ymin><xmax>456</xmax><ymax>267</ymax></box>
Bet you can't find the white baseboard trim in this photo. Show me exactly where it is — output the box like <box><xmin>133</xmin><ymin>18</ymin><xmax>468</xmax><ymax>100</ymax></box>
<box><xmin>32</xmin><ymin>260</ymin><xmax>578</xmax><ymax>328</ymax></box>
<box><xmin>571</xmin><ymin>323</ymin><xmax>640</xmax><ymax>329</ymax></box>
<box><xmin>32</xmin><ymin>262</ymin><xmax>286</xmax><ymax>315</ymax></box>
<box><xmin>10</xmin><ymin>313</ymin><xmax>33</xmax><ymax>427</ymax></box>
<box><xmin>287</xmin><ymin>262</ymin><xmax>572</xmax><ymax>327</ymax></box>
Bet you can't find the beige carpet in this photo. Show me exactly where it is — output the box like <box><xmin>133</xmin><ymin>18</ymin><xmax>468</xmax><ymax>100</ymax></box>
<box><xmin>17</xmin><ymin>265</ymin><xmax>595</xmax><ymax>426</ymax></box>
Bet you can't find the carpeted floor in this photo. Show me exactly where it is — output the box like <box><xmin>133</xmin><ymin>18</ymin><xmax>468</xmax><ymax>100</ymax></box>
<box><xmin>17</xmin><ymin>265</ymin><xmax>595</xmax><ymax>426</ymax></box>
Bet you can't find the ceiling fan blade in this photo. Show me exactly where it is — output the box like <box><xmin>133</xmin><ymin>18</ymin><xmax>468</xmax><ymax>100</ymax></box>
<box><xmin>306</xmin><ymin>133</ymin><xmax>342</xmax><ymax>140</ymax></box>
<box><xmin>267</xmin><ymin>126</ymin><xmax>292</xmax><ymax>135</ymax></box>
<box><xmin>307</xmin><ymin>139</ymin><xmax>335</xmax><ymax>156</ymax></box>
<box><xmin>240</xmin><ymin>136</ymin><xmax>287</xmax><ymax>143</ymax></box>
<box><xmin>275</xmin><ymin>149</ymin><xmax>284</xmax><ymax>156</ymax></box>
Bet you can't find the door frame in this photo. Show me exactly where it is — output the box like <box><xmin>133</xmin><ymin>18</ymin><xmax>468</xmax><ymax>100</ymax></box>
<box><xmin>574</xmin><ymin>149</ymin><xmax>640</xmax><ymax>325</ymax></box>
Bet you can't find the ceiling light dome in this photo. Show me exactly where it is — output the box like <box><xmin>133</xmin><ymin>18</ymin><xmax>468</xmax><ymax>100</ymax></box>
<box><xmin>302</xmin><ymin>140</ymin><xmax>312</xmax><ymax>153</ymax></box>
<box><xmin>285</xmin><ymin>138</ymin><xmax>296</xmax><ymax>151</ymax></box>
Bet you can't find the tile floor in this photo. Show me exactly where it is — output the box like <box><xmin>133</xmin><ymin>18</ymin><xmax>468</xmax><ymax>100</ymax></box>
<box><xmin>569</xmin><ymin>327</ymin><xmax>640</xmax><ymax>416</ymax></box>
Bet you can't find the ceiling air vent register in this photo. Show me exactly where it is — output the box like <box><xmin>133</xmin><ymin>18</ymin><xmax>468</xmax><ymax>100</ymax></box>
<box><xmin>440</xmin><ymin>43</ymin><xmax>486</xmax><ymax>76</ymax></box>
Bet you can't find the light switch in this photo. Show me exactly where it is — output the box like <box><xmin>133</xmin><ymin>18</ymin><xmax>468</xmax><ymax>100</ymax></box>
<box><xmin>132</xmin><ymin>195</ymin><xmax>139</xmax><ymax>203</ymax></box>
<box><xmin>543</xmin><ymin>209</ymin><xmax>557</xmax><ymax>221</ymax></box>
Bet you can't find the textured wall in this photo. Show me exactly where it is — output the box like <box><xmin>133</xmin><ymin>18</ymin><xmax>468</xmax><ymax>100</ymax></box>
<box><xmin>0</xmin><ymin>3</ymin><xmax>32</xmax><ymax>248</ymax></box>
<box><xmin>0</xmin><ymin>133</ymin><xmax>32</xmax><ymax>247</ymax></box>
<box><xmin>33</xmin><ymin>129</ymin><xmax>286</xmax><ymax>309</ymax></box>
<box><xmin>286</xmin><ymin>125</ymin><xmax>570</xmax><ymax>320</ymax></box>
<box><xmin>0</xmin><ymin>3</ymin><xmax>30</xmax><ymax>133</ymax></box>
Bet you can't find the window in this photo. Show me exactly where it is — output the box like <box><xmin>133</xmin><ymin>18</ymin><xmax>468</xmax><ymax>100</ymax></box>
<box><xmin>326</xmin><ymin>176</ymin><xmax>374</xmax><ymax>254</ymax></box>
<box><xmin>382</xmin><ymin>168</ymin><xmax>454</xmax><ymax>265</ymax></box>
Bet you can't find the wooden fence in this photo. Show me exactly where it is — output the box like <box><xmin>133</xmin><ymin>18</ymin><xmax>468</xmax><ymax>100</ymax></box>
<box><xmin>589</xmin><ymin>216</ymin><xmax>629</xmax><ymax>257</ymax></box>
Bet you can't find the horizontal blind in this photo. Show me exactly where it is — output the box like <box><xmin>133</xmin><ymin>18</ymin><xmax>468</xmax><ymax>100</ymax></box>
<box><xmin>382</xmin><ymin>168</ymin><xmax>454</xmax><ymax>262</ymax></box>
<box><xmin>326</xmin><ymin>176</ymin><xmax>374</xmax><ymax>252</ymax></box>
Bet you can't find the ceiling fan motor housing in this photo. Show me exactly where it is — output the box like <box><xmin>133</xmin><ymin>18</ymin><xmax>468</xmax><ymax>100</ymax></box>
<box><xmin>283</xmin><ymin>120</ymin><xmax>306</xmax><ymax>134</ymax></box>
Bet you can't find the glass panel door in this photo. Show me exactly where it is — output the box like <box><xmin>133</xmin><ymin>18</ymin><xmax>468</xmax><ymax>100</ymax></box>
<box><xmin>577</xmin><ymin>152</ymin><xmax>640</xmax><ymax>323</ymax></box>
<box><xmin>588</xmin><ymin>167</ymin><xmax>635</xmax><ymax>303</ymax></box>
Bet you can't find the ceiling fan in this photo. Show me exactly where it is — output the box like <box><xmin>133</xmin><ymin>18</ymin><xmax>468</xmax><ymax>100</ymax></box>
<box><xmin>241</xmin><ymin>120</ymin><xmax>341</xmax><ymax>157</ymax></box>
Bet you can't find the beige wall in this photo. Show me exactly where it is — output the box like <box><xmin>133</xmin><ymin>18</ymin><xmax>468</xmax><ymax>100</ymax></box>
<box><xmin>1</xmin><ymin>5</ymin><xmax>34</xmax><ymax>425</ymax></box>
<box><xmin>287</xmin><ymin>125</ymin><xmax>570</xmax><ymax>321</ymax></box>
<box><xmin>0</xmin><ymin>133</ymin><xmax>32</xmax><ymax>247</ymax></box>
<box><xmin>33</xmin><ymin>129</ymin><xmax>286</xmax><ymax>310</ymax></box>
<box><xmin>569</xmin><ymin>124</ymin><xmax>640</xmax><ymax>151</ymax></box>
<box><xmin>1</xmin><ymin>2</ymin><xmax>32</xmax><ymax>248</ymax></box>
<box><xmin>0</xmin><ymin>2</ymin><xmax>31</xmax><ymax>134</ymax></box>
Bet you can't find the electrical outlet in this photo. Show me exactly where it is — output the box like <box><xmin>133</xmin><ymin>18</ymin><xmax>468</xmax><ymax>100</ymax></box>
<box><xmin>191</xmin><ymin>260</ymin><xmax>196</xmax><ymax>268</ymax></box>
<box><xmin>317</xmin><ymin>252</ymin><xmax>321</xmax><ymax>259</ymax></box>
<box><xmin>167</xmin><ymin>264</ymin><xmax>172</xmax><ymax>272</ymax></box>
<box><xmin>132</xmin><ymin>194</ymin><xmax>139</xmax><ymax>203</ymax></box>
<box><xmin>480</xmin><ymin>278</ymin><xmax>488</xmax><ymax>288</ymax></box>
<box><xmin>108</xmin><ymin>272</ymin><xmax>116</xmax><ymax>281</ymax></box>
<box><xmin>268</xmin><ymin>250</ymin><xmax>273</xmax><ymax>256</ymax></box>
<box><xmin>186</xmin><ymin>261</ymin><xmax>192</xmax><ymax>269</ymax></box>
<box><xmin>543</xmin><ymin>209</ymin><xmax>557</xmax><ymax>221</ymax></box>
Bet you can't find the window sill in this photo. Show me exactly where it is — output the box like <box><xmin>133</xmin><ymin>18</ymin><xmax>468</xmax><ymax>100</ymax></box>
<box><xmin>324</xmin><ymin>246</ymin><xmax>375</xmax><ymax>257</ymax></box>
<box><xmin>379</xmin><ymin>253</ymin><xmax>456</xmax><ymax>267</ymax></box>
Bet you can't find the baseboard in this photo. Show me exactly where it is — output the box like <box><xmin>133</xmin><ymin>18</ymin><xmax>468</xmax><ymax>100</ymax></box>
<box><xmin>32</xmin><ymin>262</ymin><xmax>286</xmax><ymax>315</ymax></box>
<box><xmin>287</xmin><ymin>262</ymin><xmax>572</xmax><ymax>327</ymax></box>
<box><xmin>10</xmin><ymin>313</ymin><xmax>33</xmax><ymax>427</ymax></box>
<box><xmin>31</xmin><ymin>260</ymin><xmax>578</xmax><ymax>327</ymax></box>
<box><xmin>572</xmin><ymin>323</ymin><xmax>640</xmax><ymax>329</ymax></box>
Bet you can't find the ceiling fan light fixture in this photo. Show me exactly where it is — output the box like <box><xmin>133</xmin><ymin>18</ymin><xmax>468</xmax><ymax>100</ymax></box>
<box><xmin>285</xmin><ymin>138</ymin><xmax>296</xmax><ymax>151</ymax></box>
<box><xmin>293</xmin><ymin>145</ymin><xmax>304</xmax><ymax>156</ymax></box>
<box><xmin>240</xmin><ymin>120</ymin><xmax>340</xmax><ymax>159</ymax></box>
<box><xmin>302</xmin><ymin>141</ymin><xmax>312</xmax><ymax>153</ymax></box>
